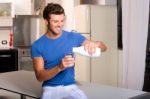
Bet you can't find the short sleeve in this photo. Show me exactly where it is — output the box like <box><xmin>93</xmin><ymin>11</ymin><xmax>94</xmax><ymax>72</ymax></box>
<box><xmin>31</xmin><ymin>43</ymin><xmax>42</xmax><ymax>59</ymax></box>
<box><xmin>73</xmin><ymin>32</ymin><xmax>86</xmax><ymax>46</ymax></box>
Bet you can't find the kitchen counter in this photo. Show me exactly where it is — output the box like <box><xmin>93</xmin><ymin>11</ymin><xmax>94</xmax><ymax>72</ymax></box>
<box><xmin>79</xmin><ymin>83</ymin><xmax>146</xmax><ymax>99</ymax></box>
<box><xmin>0</xmin><ymin>70</ymin><xmax>146</xmax><ymax>99</ymax></box>
<box><xmin>0</xmin><ymin>47</ymin><xmax>18</xmax><ymax>50</ymax></box>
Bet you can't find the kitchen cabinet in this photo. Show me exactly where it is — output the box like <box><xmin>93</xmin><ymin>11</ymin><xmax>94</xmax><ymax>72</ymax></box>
<box><xmin>0</xmin><ymin>3</ymin><xmax>12</xmax><ymax>17</ymax></box>
<box><xmin>0</xmin><ymin>2</ymin><xmax>13</xmax><ymax>26</ymax></box>
<box><xmin>0</xmin><ymin>48</ymin><xmax>18</xmax><ymax>73</ymax></box>
<box><xmin>90</xmin><ymin>6</ymin><xmax>118</xmax><ymax>86</ymax></box>
<box><xmin>13</xmin><ymin>0</ymin><xmax>33</xmax><ymax>15</ymax></box>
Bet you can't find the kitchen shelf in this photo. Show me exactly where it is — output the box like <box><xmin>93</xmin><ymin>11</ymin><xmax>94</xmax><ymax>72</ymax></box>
<box><xmin>0</xmin><ymin>3</ymin><xmax>13</xmax><ymax>17</ymax></box>
<box><xmin>0</xmin><ymin>26</ymin><xmax>12</xmax><ymax>29</ymax></box>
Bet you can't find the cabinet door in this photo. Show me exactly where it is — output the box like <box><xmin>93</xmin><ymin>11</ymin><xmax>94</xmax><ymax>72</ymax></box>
<box><xmin>75</xmin><ymin>34</ymin><xmax>91</xmax><ymax>82</ymax></box>
<box><xmin>90</xmin><ymin>5</ymin><xmax>118</xmax><ymax>86</ymax></box>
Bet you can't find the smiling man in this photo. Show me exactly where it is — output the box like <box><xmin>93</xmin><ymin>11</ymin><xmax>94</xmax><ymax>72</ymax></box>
<box><xmin>31</xmin><ymin>3</ymin><xmax>107</xmax><ymax>99</ymax></box>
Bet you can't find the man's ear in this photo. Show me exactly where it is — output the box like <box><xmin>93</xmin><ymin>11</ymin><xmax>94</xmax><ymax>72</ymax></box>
<box><xmin>44</xmin><ymin>19</ymin><xmax>48</xmax><ymax>25</ymax></box>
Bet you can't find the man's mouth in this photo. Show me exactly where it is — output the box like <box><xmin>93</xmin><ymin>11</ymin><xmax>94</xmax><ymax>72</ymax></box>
<box><xmin>56</xmin><ymin>27</ymin><xmax>61</xmax><ymax>31</ymax></box>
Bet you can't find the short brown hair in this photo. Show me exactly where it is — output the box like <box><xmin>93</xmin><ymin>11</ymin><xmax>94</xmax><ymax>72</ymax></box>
<box><xmin>43</xmin><ymin>3</ymin><xmax>65</xmax><ymax>21</ymax></box>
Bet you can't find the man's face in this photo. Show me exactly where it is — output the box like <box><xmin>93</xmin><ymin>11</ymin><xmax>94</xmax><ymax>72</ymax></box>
<box><xmin>48</xmin><ymin>14</ymin><xmax>65</xmax><ymax>35</ymax></box>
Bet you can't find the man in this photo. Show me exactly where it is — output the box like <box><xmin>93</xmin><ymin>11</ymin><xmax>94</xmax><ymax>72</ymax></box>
<box><xmin>31</xmin><ymin>3</ymin><xmax>107</xmax><ymax>99</ymax></box>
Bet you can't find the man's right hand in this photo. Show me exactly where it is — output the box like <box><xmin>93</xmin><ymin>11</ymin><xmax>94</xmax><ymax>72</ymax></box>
<box><xmin>59</xmin><ymin>55</ymin><xmax>75</xmax><ymax>71</ymax></box>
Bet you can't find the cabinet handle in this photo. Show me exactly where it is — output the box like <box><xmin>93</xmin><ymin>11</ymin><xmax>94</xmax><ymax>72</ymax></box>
<box><xmin>0</xmin><ymin>55</ymin><xmax>11</xmax><ymax>58</ymax></box>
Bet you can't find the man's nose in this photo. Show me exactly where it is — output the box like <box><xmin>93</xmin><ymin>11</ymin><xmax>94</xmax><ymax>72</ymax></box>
<box><xmin>57</xmin><ymin>22</ymin><xmax>63</xmax><ymax>27</ymax></box>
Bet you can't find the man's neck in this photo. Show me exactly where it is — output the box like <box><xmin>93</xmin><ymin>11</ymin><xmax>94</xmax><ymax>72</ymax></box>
<box><xmin>46</xmin><ymin>31</ymin><xmax>62</xmax><ymax>39</ymax></box>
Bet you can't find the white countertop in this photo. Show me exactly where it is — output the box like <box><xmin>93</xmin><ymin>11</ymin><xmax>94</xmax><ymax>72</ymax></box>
<box><xmin>79</xmin><ymin>83</ymin><xmax>146</xmax><ymax>99</ymax></box>
<box><xmin>0</xmin><ymin>70</ymin><xmax>146</xmax><ymax>99</ymax></box>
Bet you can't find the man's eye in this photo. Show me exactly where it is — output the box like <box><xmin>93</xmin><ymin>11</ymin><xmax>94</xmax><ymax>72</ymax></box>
<box><xmin>50</xmin><ymin>20</ymin><xmax>57</xmax><ymax>23</ymax></box>
<box><xmin>53</xmin><ymin>21</ymin><xmax>58</xmax><ymax>23</ymax></box>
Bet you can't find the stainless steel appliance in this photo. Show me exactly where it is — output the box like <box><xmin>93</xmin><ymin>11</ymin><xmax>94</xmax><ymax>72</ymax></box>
<box><xmin>13</xmin><ymin>15</ymin><xmax>45</xmax><ymax>71</ymax></box>
<box><xmin>13</xmin><ymin>15</ymin><xmax>44</xmax><ymax>48</ymax></box>
<box><xmin>18</xmin><ymin>48</ymin><xmax>33</xmax><ymax>71</ymax></box>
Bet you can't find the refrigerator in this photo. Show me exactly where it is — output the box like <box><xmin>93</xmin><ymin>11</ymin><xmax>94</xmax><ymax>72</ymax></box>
<box><xmin>13</xmin><ymin>15</ymin><xmax>46</xmax><ymax>48</ymax></box>
<box><xmin>73</xmin><ymin>5</ymin><xmax>118</xmax><ymax>86</ymax></box>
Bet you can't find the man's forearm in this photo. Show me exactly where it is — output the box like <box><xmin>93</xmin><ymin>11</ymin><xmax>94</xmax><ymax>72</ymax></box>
<box><xmin>35</xmin><ymin>65</ymin><xmax>62</xmax><ymax>82</ymax></box>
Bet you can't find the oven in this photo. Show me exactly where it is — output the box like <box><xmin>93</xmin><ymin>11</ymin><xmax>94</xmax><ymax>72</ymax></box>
<box><xmin>0</xmin><ymin>49</ymin><xmax>18</xmax><ymax>73</ymax></box>
<box><xmin>18</xmin><ymin>48</ymin><xmax>33</xmax><ymax>71</ymax></box>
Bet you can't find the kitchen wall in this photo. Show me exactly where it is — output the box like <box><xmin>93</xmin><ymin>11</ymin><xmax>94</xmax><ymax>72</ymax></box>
<box><xmin>46</xmin><ymin>0</ymin><xmax>61</xmax><ymax>4</ymax></box>
<box><xmin>0</xmin><ymin>29</ymin><xmax>10</xmax><ymax>48</ymax></box>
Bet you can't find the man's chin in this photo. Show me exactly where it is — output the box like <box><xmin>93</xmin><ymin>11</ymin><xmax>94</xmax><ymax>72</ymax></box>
<box><xmin>52</xmin><ymin>31</ymin><xmax>61</xmax><ymax>35</ymax></box>
<box><xmin>56</xmin><ymin>30</ymin><xmax>62</xmax><ymax>34</ymax></box>
<box><xmin>50</xmin><ymin>29</ymin><xmax>62</xmax><ymax>35</ymax></box>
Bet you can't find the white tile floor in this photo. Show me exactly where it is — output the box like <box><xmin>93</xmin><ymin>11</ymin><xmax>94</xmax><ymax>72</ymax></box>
<box><xmin>0</xmin><ymin>89</ymin><xmax>35</xmax><ymax>99</ymax></box>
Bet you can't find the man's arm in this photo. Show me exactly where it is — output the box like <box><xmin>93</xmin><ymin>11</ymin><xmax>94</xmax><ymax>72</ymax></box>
<box><xmin>33</xmin><ymin>57</ymin><xmax>62</xmax><ymax>82</ymax></box>
<box><xmin>82</xmin><ymin>39</ymin><xmax>107</xmax><ymax>55</ymax></box>
<box><xmin>33</xmin><ymin>55</ymin><xmax>74</xmax><ymax>82</ymax></box>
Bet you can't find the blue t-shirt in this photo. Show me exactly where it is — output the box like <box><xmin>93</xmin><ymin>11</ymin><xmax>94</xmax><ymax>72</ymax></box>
<box><xmin>31</xmin><ymin>30</ymin><xmax>85</xmax><ymax>87</ymax></box>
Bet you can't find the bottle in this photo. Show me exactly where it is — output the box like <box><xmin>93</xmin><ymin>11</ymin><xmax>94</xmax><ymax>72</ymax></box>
<box><xmin>9</xmin><ymin>32</ymin><xmax>13</xmax><ymax>48</ymax></box>
<box><xmin>72</xmin><ymin>46</ymin><xmax>101</xmax><ymax>57</ymax></box>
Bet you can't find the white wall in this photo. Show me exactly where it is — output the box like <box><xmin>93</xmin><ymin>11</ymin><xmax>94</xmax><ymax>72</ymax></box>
<box><xmin>46</xmin><ymin>0</ymin><xmax>61</xmax><ymax>4</ymax></box>
<box><xmin>122</xmin><ymin>0</ymin><xmax>149</xmax><ymax>90</ymax></box>
<box><xmin>0</xmin><ymin>29</ymin><xmax>10</xmax><ymax>48</ymax></box>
